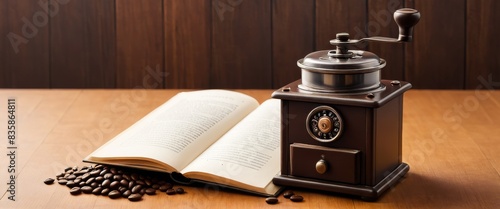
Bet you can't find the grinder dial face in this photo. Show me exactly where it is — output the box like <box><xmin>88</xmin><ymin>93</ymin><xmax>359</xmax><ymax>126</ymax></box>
<box><xmin>306</xmin><ymin>106</ymin><xmax>343</xmax><ymax>142</ymax></box>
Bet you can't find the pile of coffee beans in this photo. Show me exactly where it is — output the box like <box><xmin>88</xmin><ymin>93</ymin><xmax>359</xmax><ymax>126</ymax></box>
<box><xmin>265</xmin><ymin>189</ymin><xmax>304</xmax><ymax>204</ymax></box>
<box><xmin>46</xmin><ymin>164</ymin><xmax>306</xmax><ymax>204</ymax></box>
<box><xmin>44</xmin><ymin>164</ymin><xmax>185</xmax><ymax>202</ymax></box>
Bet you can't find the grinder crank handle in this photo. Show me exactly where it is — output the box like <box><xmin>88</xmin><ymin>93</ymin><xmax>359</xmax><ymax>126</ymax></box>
<box><xmin>360</xmin><ymin>8</ymin><xmax>421</xmax><ymax>43</ymax></box>
<box><xmin>330</xmin><ymin>8</ymin><xmax>421</xmax><ymax>46</ymax></box>
<box><xmin>394</xmin><ymin>8</ymin><xmax>421</xmax><ymax>42</ymax></box>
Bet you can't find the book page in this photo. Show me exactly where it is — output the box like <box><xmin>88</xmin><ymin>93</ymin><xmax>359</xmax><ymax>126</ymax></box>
<box><xmin>181</xmin><ymin>99</ymin><xmax>281</xmax><ymax>191</ymax></box>
<box><xmin>85</xmin><ymin>90</ymin><xmax>259</xmax><ymax>172</ymax></box>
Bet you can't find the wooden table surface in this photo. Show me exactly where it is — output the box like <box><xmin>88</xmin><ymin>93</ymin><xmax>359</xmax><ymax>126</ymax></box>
<box><xmin>0</xmin><ymin>89</ymin><xmax>499</xmax><ymax>209</ymax></box>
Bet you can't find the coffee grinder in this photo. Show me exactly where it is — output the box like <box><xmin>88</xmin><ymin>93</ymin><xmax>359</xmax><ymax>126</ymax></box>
<box><xmin>272</xmin><ymin>8</ymin><xmax>420</xmax><ymax>200</ymax></box>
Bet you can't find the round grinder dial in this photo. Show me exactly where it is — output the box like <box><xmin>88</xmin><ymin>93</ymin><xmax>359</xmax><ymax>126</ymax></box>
<box><xmin>306</xmin><ymin>106</ymin><xmax>343</xmax><ymax>142</ymax></box>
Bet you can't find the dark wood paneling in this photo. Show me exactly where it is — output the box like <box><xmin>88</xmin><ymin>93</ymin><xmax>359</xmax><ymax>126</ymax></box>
<box><xmin>315</xmin><ymin>0</ymin><xmax>367</xmax><ymax>50</ymax></box>
<box><xmin>405</xmin><ymin>0</ymin><xmax>465</xmax><ymax>89</ymax></box>
<box><xmin>466</xmin><ymin>0</ymin><xmax>500</xmax><ymax>89</ymax></box>
<box><xmin>0</xmin><ymin>0</ymin><xmax>49</xmax><ymax>87</ymax></box>
<box><xmin>165</xmin><ymin>0</ymin><xmax>211</xmax><ymax>89</ymax></box>
<box><xmin>272</xmin><ymin>0</ymin><xmax>314</xmax><ymax>88</ymax></box>
<box><xmin>50</xmin><ymin>0</ymin><xmax>115</xmax><ymax>88</ymax></box>
<box><xmin>367</xmin><ymin>0</ymin><xmax>405</xmax><ymax>81</ymax></box>
<box><xmin>116</xmin><ymin>0</ymin><xmax>164</xmax><ymax>88</ymax></box>
<box><xmin>211</xmin><ymin>0</ymin><xmax>272</xmax><ymax>88</ymax></box>
<box><xmin>1</xmin><ymin>0</ymin><xmax>499</xmax><ymax>90</ymax></box>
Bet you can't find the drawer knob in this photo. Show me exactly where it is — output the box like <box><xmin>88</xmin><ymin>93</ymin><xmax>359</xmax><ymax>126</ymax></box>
<box><xmin>316</xmin><ymin>159</ymin><xmax>328</xmax><ymax>174</ymax></box>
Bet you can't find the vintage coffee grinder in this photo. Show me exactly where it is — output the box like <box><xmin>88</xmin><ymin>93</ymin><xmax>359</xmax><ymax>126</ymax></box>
<box><xmin>272</xmin><ymin>8</ymin><xmax>420</xmax><ymax>200</ymax></box>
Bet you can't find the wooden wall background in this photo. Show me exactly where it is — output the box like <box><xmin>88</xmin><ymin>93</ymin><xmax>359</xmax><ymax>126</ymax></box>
<box><xmin>1</xmin><ymin>0</ymin><xmax>499</xmax><ymax>89</ymax></box>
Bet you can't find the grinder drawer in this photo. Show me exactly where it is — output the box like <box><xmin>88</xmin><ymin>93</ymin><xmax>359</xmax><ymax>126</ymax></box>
<box><xmin>290</xmin><ymin>143</ymin><xmax>360</xmax><ymax>184</ymax></box>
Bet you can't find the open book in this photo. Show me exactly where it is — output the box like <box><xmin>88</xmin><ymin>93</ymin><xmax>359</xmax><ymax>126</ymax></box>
<box><xmin>84</xmin><ymin>90</ymin><xmax>281</xmax><ymax>196</ymax></box>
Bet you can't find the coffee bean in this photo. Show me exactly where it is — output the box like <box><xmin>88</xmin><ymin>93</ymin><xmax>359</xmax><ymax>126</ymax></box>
<box><xmin>101</xmin><ymin>179</ymin><xmax>111</xmax><ymax>188</ymax></box>
<box><xmin>110</xmin><ymin>168</ymin><xmax>117</xmax><ymax>174</ymax></box>
<box><xmin>290</xmin><ymin>195</ymin><xmax>304</xmax><ymax>202</ymax></box>
<box><xmin>79</xmin><ymin>181</ymin><xmax>86</xmax><ymax>187</ymax></box>
<box><xmin>108</xmin><ymin>190</ymin><xmax>121</xmax><ymax>199</ymax></box>
<box><xmin>113</xmin><ymin>175</ymin><xmax>123</xmax><ymax>181</ymax></box>
<box><xmin>95</xmin><ymin>164</ymin><xmax>104</xmax><ymax>169</ymax></box>
<box><xmin>265</xmin><ymin>197</ymin><xmax>279</xmax><ymax>204</ymax></box>
<box><xmin>110</xmin><ymin>181</ymin><xmax>120</xmax><ymax>189</ymax></box>
<box><xmin>118</xmin><ymin>186</ymin><xmax>127</xmax><ymax>193</ymax></box>
<box><xmin>99</xmin><ymin>169</ymin><xmax>108</xmax><ymax>176</ymax></box>
<box><xmin>95</xmin><ymin>176</ymin><xmax>104</xmax><ymax>183</ymax></box>
<box><xmin>158</xmin><ymin>185</ymin><xmax>169</xmax><ymax>192</ymax></box>
<box><xmin>64</xmin><ymin>167</ymin><xmax>73</xmax><ymax>172</ymax></box>
<box><xmin>66</xmin><ymin>181</ymin><xmax>76</xmax><ymax>188</ymax></box>
<box><xmin>90</xmin><ymin>182</ymin><xmax>99</xmax><ymax>188</ymax></box>
<box><xmin>103</xmin><ymin>173</ymin><xmax>113</xmax><ymax>179</ymax></box>
<box><xmin>44</xmin><ymin>178</ymin><xmax>55</xmax><ymax>185</ymax></box>
<box><xmin>131</xmin><ymin>185</ymin><xmax>142</xmax><ymax>194</ymax></box>
<box><xmin>131</xmin><ymin>173</ymin><xmax>139</xmax><ymax>181</ymax></box>
<box><xmin>89</xmin><ymin>170</ymin><xmax>100</xmax><ymax>177</ymax></box>
<box><xmin>120</xmin><ymin>179</ymin><xmax>129</xmax><ymax>187</ymax></box>
<box><xmin>139</xmin><ymin>188</ymin><xmax>146</xmax><ymax>195</ymax></box>
<box><xmin>92</xmin><ymin>187</ymin><xmax>102</xmax><ymax>195</ymax></box>
<box><xmin>66</xmin><ymin>174</ymin><xmax>77</xmax><ymax>180</ymax></box>
<box><xmin>85</xmin><ymin>177</ymin><xmax>95</xmax><ymax>185</ymax></box>
<box><xmin>81</xmin><ymin>173</ymin><xmax>91</xmax><ymax>181</ymax></box>
<box><xmin>122</xmin><ymin>174</ymin><xmax>131</xmax><ymax>181</ymax></box>
<box><xmin>56</xmin><ymin>172</ymin><xmax>65</xmax><ymax>178</ymax></box>
<box><xmin>128</xmin><ymin>181</ymin><xmax>135</xmax><ymax>189</ymax></box>
<box><xmin>145</xmin><ymin>179</ymin><xmax>152</xmax><ymax>186</ymax></box>
<box><xmin>70</xmin><ymin>187</ymin><xmax>81</xmax><ymax>195</ymax></box>
<box><xmin>128</xmin><ymin>193</ymin><xmax>142</xmax><ymax>202</ymax></box>
<box><xmin>283</xmin><ymin>190</ymin><xmax>294</xmax><ymax>198</ymax></box>
<box><xmin>101</xmin><ymin>188</ymin><xmax>110</xmax><ymax>196</ymax></box>
<box><xmin>122</xmin><ymin>190</ymin><xmax>131</xmax><ymax>198</ymax></box>
<box><xmin>152</xmin><ymin>184</ymin><xmax>160</xmax><ymax>189</ymax></box>
<box><xmin>58</xmin><ymin>179</ymin><xmax>68</xmax><ymax>185</ymax></box>
<box><xmin>73</xmin><ymin>170</ymin><xmax>86</xmax><ymax>176</ymax></box>
<box><xmin>135</xmin><ymin>180</ymin><xmax>145</xmax><ymax>185</ymax></box>
<box><xmin>80</xmin><ymin>186</ymin><xmax>93</xmax><ymax>194</ymax></box>
<box><xmin>175</xmin><ymin>188</ymin><xmax>185</xmax><ymax>194</ymax></box>
<box><xmin>166</xmin><ymin>189</ymin><xmax>176</xmax><ymax>195</ymax></box>
<box><xmin>73</xmin><ymin>178</ymin><xmax>82</xmax><ymax>184</ymax></box>
<box><xmin>145</xmin><ymin>188</ymin><xmax>156</xmax><ymax>195</ymax></box>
